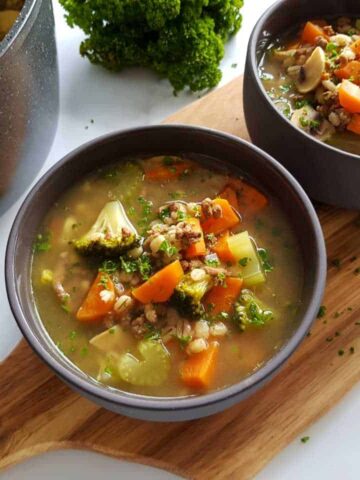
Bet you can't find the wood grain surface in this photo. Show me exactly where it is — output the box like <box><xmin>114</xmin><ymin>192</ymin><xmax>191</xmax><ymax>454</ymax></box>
<box><xmin>1</xmin><ymin>77</ymin><xmax>360</xmax><ymax>479</ymax></box>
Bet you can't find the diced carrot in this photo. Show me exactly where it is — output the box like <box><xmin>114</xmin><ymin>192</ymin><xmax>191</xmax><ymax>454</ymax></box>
<box><xmin>204</xmin><ymin>277</ymin><xmax>243</xmax><ymax>315</ymax></box>
<box><xmin>227</xmin><ymin>178</ymin><xmax>268</xmax><ymax>216</ymax></box>
<box><xmin>185</xmin><ymin>218</ymin><xmax>206</xmax><ymax>258</ymax></box>
<box><xmin>201</xmin><ymin>198</ymin><xmax>240</xmax><ymax>235</ymax></box>
<box><xmin>339</xmin><ymin>80</ymin><xmax>360</xmax><ymax>113</ymax></box>
<box><xmin>335</xmin><ymin>61</ymin><xmax>360</xmax><ymax>85</ymax></box>
<box><xmin>180</xmin><ymin>341</ymin><xmax>219</xmax><ymax>389</ymax></box>
<box><xmin>132</xmin><ymin>260</ymin><xmax>184</xmax><ymax>303</ymax></box>
<box><xmin>77</xmin><ymin>272</ymin><xmax>115</xmax><ymax>323</ymax></box>
<box><xmin>212</xmin><ymin>230</ymin><xmax>235</xmax><ymax>263</ymax></box>
<box><xmin>347</xmin><ymin>114</ymin><xmax>360</xmax><ymax>135</ymax></box>
<box><xmin>351</xmin><ymin>39</ymin><xmax>360</xmax><ymax>57</ymax></box>
<box><xmin>146</xmin><ymin>161</ymin><xmax>193</xmax><ymax>181</ymax></box>
<box><xmin>219</xmin><ymin>185</ymin><xmax>240</xmax><ymax>210</ymax></box>
<box><xmin>301</xmin><ymin>21</ymin><xmax>329</xmax><ymax>45</ymax></box>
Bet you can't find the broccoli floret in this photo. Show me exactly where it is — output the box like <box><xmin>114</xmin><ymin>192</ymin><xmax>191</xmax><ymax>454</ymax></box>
<box><xmin>73</xmin><ymin>200</ymin><xmax>139</xmax><ymax>257</ymax></box>
<box><xmin>232</xmin><ymin>289</ymin><xmax>274</xmax><ymax>331</ymax></box>
<box><xmin>59</xmin><ymin>0</ymin><xmax>244</xmax><ymax>92</ymax></box>
<box><xmin>172</xmin><ymin>272</ymin><xmax>213</xmax><ymax>318</ymax></box>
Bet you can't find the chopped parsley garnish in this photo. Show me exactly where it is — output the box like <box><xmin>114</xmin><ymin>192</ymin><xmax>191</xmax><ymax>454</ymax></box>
<box><xmin>98</xmin><ymin>273</ymin><xmax>110</xmax><ymax>289</ymax></box>
<box><xmin>317</xmin><ymin>305</ymin><xmax>327</xmax><ymax>318</ymax></box>
<box><xmin>301</xmin><ymin>436</ymin><xmax>310</xmax><ymax>444</ymax></box>
<box><xmin>279</xmin><ymin>83</ymin><xmax>293</xmax><ymax>93</ymax></box>
<box><xmin>239</xmin><ymin>257</ymin><xmax>250</xmax><ymax>267</ymax></box>
<box><xmin>331</xmin><ymin>258</ymin><xmax>341</xmax><ymax>268</ymax></box>
<box><xmin>100</xmin><ymin>260</ymin><xmax>118</xmax><ymax>274</ymax></box>
<box><xmin>338</xmin><ymin>349</ymin><xmax>345</xmax><ymax>356</ymax></box>
<box><xmin>159</xmin><ymin>240</ymin><xmax>178</xmax><ymax>257</ymax></box>
<box><xmin>137</xmin><ymin>196</ymin><xmax>153</xmax><ymax>233</ymax></box>
<box><xmin>258</xmin><ymin>248</ymin><xmax>273</xmax><ymax>273</ymax></box>
<box><xmin>33</xmin><ymin>231</ymin><xmax>52</xmax><ymax>253</ymax></box>
<box><xmin>294</xmin><ymin>99</ymin><xmax>309</xmax><ymax>109</ymax></box>
<box><xmin>326</xmin><ymin>42</ymin><xmax>338</xmax><ymax>58</ymax></box>
<box><xmin>144</xmin><ymin>323</ymin><xmax>161</xmax><ymax>341</ymax></box>
<box><xmin>120</xmin><ymin>255</ymin><xmax>152</xmax><ymax>280</ymax></box>
<box><xmin>159</xmin><ymin>206</ymin><xmax>171</xmax><ymax>222</ymax></box>
<box><xmin>205</xmin><ymin>255</ymin><xmax>220</xmax><ymax>267</ymax></box>
<box><xmin>174</xmin><ymin>335</ymin><xmax>192</xmax><ymax>349</ymax></box>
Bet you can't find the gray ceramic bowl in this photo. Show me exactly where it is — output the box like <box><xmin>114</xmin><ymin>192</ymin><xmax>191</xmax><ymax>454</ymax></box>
<box><xmin>0</xmin><ymin>0</ymin><xmax>58</xmax><ymax>214</ymax></box>
<box><xmin>244</xmin><ymin>0</ymin><xmax>360</xmax><ymax>209</ymax></box>
<box><xmin>5</xmin><ymin>125</ymin><xmax>326</xmax><ymax>421</ymax></box>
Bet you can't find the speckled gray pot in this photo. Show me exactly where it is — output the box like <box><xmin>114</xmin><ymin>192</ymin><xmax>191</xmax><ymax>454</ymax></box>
<box><xmin>5</xmin><ymin>125</ymin><xmax>327</xmax><ymax>422</ymax></box>
<box><xmin>0</xmin><ymin>0</ymin><xmax>58</xmax><ymax>214</ymax></box>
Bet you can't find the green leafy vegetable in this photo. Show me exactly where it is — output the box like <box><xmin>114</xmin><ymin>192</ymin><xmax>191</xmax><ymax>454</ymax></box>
<box><xmin>59</xmin><ymin>0</ymin><xmax>244</xmax><ymax>93</ymax></box>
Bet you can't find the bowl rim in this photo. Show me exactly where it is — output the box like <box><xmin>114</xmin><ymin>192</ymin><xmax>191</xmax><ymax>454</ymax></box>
<box><xmin>5</xmin><ymin>124</ymin><xmax>327</xmax><ymax>414</ymax></box>
<box><xmin>247</xmin><ymin>0</ymin><xmax>360</xmax><ymax>161</ymax></box>
<box><xmin>0</xmin><ymin>0</ymin><xmax>41</xmax><ymax>58</ymax></box>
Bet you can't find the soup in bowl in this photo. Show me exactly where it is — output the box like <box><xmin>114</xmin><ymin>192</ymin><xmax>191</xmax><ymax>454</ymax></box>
<box><xmin>243</xmin><ymin>0</ymin><xmax>360</xmax><ymax>209</ymax></box>
<box><xmin>6</xmin><ymin>126</ymin><xmax>326</xmax><ymax>420</ymax></box>
<box><xmin>260</xmin><ymin>16</ymin><xmax>360</xmax><ymax>155</ymax></box>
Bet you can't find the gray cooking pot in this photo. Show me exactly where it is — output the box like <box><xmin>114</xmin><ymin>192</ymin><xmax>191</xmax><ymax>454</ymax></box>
<box><xmin>0</xmin><ymin>0</ymin><xmax>58</xmax><ymax>214</ymax></box>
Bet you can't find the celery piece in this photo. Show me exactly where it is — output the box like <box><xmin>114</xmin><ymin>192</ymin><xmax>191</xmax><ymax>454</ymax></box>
<box><xmin>227</xmin><ymin>231</ymin><xmax>266</xmax><ymax>287</ymax></box>
<box><xmin>118</xmin><ymin>340</ymin><xmax>170</xmax><ymax>387</ymax></box>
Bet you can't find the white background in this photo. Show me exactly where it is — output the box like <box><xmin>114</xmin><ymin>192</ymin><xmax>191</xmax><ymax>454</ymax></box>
<box><xmin>1</xmin><ymin>0</ymin><xmax>360</xmax><ymax>478</ymax></box>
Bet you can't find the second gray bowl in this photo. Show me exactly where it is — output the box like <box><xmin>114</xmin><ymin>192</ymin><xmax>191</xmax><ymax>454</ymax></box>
<box><xmin>244</xmin><ymin>0</ymin><xmax>360</xmax><ymax>209</ymax></box>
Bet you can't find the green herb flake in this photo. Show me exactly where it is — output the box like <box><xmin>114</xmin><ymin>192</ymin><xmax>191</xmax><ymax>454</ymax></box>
<box><xmin>159</xmin><ymin>240</ymin><xmax>178</xmax><ymax>257</ymax></box>
<box><xmin>239</xmin><ymin>257</ymin><xmax>250</xmax><ymax>267</ymax></box>
<box><xmin>33</xmin><ymin>231</ymin><xmax>52</xmax><ymax>253</ymax></box>
<box><xmin>175</xmin><ymin>335</ymin><xmax>192</xmax><ymax>350</ymax></box>
<box><xmin>69</xmin><ymin>330</ymin><xmax>77</xmax><ymax>340</ymax></box>
<box><xmin>317</xmin><ymin>305</ymin><xmax>327</xmax><ymax>318</ymax></box>
<box><xmin>331</xmin><ymin>258</ymin><xmax>341</xmax><ymax>268</ymax></box>
<box><xmin>301</xmin><ymin>436</ymin><xmax>310</xmax><ymax>444</ymax></box>
<box><xmin>258</xmin><ymin>248</ymin><xmax>273</xmax><ymax>273</ymax></box>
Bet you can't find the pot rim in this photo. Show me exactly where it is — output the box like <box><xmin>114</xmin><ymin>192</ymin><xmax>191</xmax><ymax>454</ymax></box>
<box><xmin>5</xmin><ymin>124</ymin><xmax>327</xmax><ymax>415</ymax></box>
<box><xmin>0</xmin><ymin>0</ymin><xmax>41</xmax><ymax>57</ymax></box>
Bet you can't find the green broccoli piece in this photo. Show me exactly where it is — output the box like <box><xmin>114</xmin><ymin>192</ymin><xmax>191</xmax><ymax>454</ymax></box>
<box><xmin>232</xmin><ymin>289</ymin><xmax>274</xmax><ymax>331</ymax></box>
<box><xmin>172</xmin><ymin>272</ymin><xmax>213</xmax><ymax>318</ymax></box>
<box><xmin>59</xmin><ymin>0</ymin><xmax>244</xmax><ymax>92</ymax></box>
<box><xmin>73</xmin><ymin>200</ymin><xmax>139</xmax><ymax>257</ymax></box>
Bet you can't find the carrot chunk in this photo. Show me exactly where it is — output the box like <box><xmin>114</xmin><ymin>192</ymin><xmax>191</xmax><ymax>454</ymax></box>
<box><xmin>335</xmin><ymin>61</ymin><xmax>360</xmax><ymax>84</ymax></box>
<box><xmin>339</xmin><ymin>80</ymin><xmax>360</xmax><ymax>113</ymax></box>
<box><xmin>351</xmin><ymin>39</ymin><xmax>360</xmax><ymax>57</ymax></box>
<box><xmin>146</xmin><ymin>162</ymin><xmax>192</xmax><ymax>181</ymax></box>
<box><xmin>219</xmin><ymin>185</ymin><xmax>240</xmax><ymax>210</ymax></box>
<box><xmin>204</xmin><ymin>277</ymin><xmax>243</xmax><ymax>315</ymax></box>
<box><xmin>301</xmin><ymin>21</ymin><xmax>329</xmax><ymax>45</ymax></box>
<box><xmin>185</xmin><ymin>218</ymin><xmax>206</xmax><ymax>258</ymax></box>
<box><xmin>201</xmin><ymin>198</ymin><xmax>240</xmax><ymax>235</ymax></box>
<box><xmin>212</xmin><ymin>230</ymin><xmax>235</xmax><ymax>263</ymax></box>
<box><xmin>227</xmin><ymin>178</ymin><xmax>268</xmax><ymax>216</ymax></box>
<box><xmin>132</xmin><ymin>260</ymin><xmax>184</xmax><ymax>303</ymax></box>
<box><xmin>77</xmin><ymin>272</ymin><xmax>115</xmax><ymax>323</ymax></box>
<box><xmin>180</xmin><ymin>341</ymin><xmax>219</xmax><ymax>389</ymax></box>
<box><xmin>347</xmin><ymin>114</ymin><xmax>360</xmax><ymax>135</ymax></box>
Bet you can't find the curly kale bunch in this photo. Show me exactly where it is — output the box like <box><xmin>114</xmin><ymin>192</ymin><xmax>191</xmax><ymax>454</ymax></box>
<box><xmin>60</xmin><ymin>0</ymin><xmax>244</xmax><ymax>92</ymax></box>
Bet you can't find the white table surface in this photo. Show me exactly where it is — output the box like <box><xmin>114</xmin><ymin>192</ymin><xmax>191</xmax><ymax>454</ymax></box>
<box><xmin>1</xmin><ymin>1</ymin><xmax>360</xmax><ymax>478</ymax></box>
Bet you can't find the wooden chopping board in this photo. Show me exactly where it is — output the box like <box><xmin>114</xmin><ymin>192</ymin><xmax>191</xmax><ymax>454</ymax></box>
<box><xmin>1</xmin><ymin>76</ymin><xmax>360</xmax><ymax>479</ymax></box>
